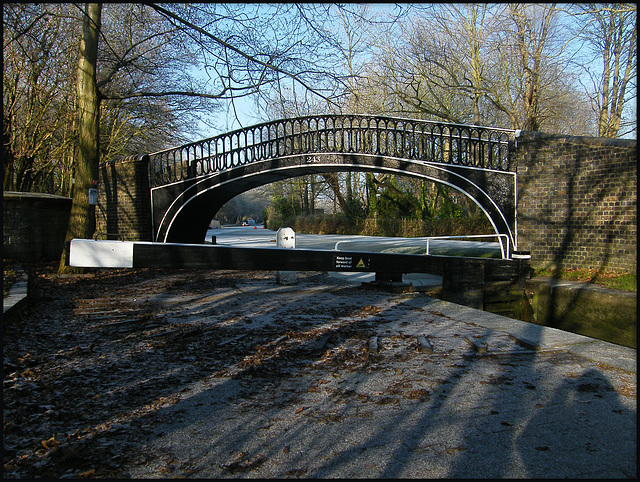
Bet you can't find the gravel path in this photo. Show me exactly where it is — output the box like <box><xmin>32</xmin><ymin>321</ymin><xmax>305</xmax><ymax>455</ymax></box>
<box><xmin>3</xmin><ymin>266</ymin><xmax>636</xmax><ymax>478</ymax></box>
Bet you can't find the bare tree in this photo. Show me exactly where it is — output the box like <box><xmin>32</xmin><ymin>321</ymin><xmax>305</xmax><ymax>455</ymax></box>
<box><xmin>357</xmin><ymin>4</ymin><xmax>501</xmax><ymax>125</ymax></box>
<box><xmin>507</xmin><ymin>4</ymin><xmax>557</xmax><ymax>131</ymax></box>
<box><xmin>7</xmin><ymin>3</ymin><xmax>367</xmax><ymax>271</ymax></box>
<box><xmin>3</xmin><ymin>3</ymin><xmax>204</xmax><ymax>195</ymax></box>
<box><xmin>3</xmin><ymin>4</ymin><xmax>81</xmax><ymax>194</ymax></box>
<box><xmin>570</xmin><ymin>3</ymin><xmax>637</xmax><ymax>138</ymax></box>
<box><xmin>356</xmin><ymin>4</ymin><xmax>590</xmax><ymax>133</ymax></box>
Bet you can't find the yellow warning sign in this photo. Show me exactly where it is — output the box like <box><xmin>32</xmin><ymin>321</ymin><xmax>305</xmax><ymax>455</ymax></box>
<box><xmin>356</xmin><ymin>258</ymin><xmax>366</xmax><ymax>268</ymax></box>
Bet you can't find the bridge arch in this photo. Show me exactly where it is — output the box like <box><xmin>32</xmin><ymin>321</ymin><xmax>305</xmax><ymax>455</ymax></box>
<box><xmin>152</xmin><ymin>152</ymin><xmax>517</xmax><ymax>252</ymax></box>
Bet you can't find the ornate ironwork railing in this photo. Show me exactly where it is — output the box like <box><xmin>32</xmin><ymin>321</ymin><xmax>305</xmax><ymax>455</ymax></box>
<box><xmin>148</xmin><ymin>114</ymin><xmax>516</xmax><ymax>188</ymax></box>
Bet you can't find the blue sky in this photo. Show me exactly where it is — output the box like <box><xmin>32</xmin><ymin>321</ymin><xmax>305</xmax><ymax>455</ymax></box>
<box><xmin>187</xmin><ymin>4</ymin><xmax>636</xmax><ymax>141</ymax></box>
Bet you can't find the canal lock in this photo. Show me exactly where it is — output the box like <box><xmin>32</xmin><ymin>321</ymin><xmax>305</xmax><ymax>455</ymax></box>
<box><xmin>481</xmin><ymin>279</ymin><xmax>636</xmax><ymax>349</ymax></box>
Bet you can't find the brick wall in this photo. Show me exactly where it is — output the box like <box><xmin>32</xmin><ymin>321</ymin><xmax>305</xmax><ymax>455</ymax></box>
<box><xmin>3</xmin><ymin>192</ymin><xmax>72</xmax><ymax>262</ymax></box>
<box><xmin>516</xmin><ymin>132</ymin><xmax>636</xmax><ymax>273</ymax></box>
<box><xmin>96</xmin><ymin>155</ymin><xmax>152</xmax><ymax>241</ymax></box>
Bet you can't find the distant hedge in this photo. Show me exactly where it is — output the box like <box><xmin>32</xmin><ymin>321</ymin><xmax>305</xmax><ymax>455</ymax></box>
<box><xmin>268</xmin><ymin>213</ymin><xmax>494</xmax><ymax>238</ymax></box>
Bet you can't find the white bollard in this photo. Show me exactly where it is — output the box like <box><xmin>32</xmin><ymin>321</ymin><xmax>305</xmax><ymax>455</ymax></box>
<box><xmin>276</xmin><ymin>227</ymin><xmax>297</xmax><ymax>285</ymax></box>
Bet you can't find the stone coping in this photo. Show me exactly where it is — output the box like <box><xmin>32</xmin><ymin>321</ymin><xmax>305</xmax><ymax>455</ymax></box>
<box><xmin>3</xmin><ymin>266</ymin><xmax>28</xmax><ymax>320</ymax></box>
<box><xmin>3</xmin><ymin>191</ymin><xmax>71</xmax><ymax>201</ymax></box>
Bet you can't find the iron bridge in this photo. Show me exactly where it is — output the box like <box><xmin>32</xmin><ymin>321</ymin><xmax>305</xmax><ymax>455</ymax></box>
<box><xmin>144</xmin><ymin>114</ymin><xmax>518</xmax><ymax>252</ymax></box>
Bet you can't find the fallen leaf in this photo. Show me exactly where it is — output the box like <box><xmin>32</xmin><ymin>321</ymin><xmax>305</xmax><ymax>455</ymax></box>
<box><xmin>222</xmin><ymin>453</ymin><xmax>267</xmax><ymax>473</ymax></box>
<box><xmin>41</xmin><ymin>436</ymin><xmax>61</xmax><ymax>450</ymax></box>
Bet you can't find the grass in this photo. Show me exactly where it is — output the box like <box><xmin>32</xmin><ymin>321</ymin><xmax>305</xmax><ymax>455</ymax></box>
<box><xmin>533</xmin><ymin>267</ymin><xmax>636</xmax><ymax>292</ymax></box>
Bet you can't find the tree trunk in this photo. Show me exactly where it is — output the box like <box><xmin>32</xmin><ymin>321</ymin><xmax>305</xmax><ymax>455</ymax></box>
<box><xmin>322</xmin><ymin>173</ymin><xmax>355</xmax><ymax>219</ymax></box>
<box><xmin>59</xmin><ymin>3</ymin><xmax>102</xmax><ymax>273</ymax></box>
<box><xmin>510</xmin><ymin>4</ymin><xmax>553</xmax><ymax>132</ymax></box>
<box><xmin>596</xmin><ymin>7</ymin><xmax>636</xmax><ymax>138</ymax></box>
<box><xmin>3</xmin><ymin>114</ymin><xmax>15</xmax><ymax>191</ymax></box>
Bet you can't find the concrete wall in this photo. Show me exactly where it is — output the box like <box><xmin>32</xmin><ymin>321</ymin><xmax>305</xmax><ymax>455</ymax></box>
<box><xmin>96</xmin><ymin>155</ymin><xmax>152</xmax><ymax>241</ymax></box>
<box><xmin>516</xmin><ymin>132</ymin><xmax>637</xmax><ymax>273</ymax></box>
<box><xmin>3</xmin><ymin>192</ymin><xmax>72</xmax><ymax>262</ymax></box>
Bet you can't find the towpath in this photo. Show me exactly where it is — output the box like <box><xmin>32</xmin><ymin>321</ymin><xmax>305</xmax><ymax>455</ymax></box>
<box><xmin>2</xmin><ymin>266</ymin><xmax>636</xmax><ymax>478</ymax></box>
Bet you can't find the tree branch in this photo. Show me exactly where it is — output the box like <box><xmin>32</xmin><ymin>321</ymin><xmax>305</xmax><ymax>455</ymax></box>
<box><xmin>143</xmin><ymin>2</ymin><xmax>336</xmax><ymax>105</ymax></box>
